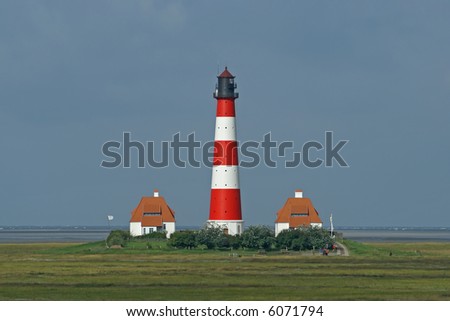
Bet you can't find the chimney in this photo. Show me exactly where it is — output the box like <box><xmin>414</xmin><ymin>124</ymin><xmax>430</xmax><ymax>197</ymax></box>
<box><xmin>295</xmin><ymin>189</ymin><xmax>303</xmax><ymax>198</ymax></box>
<box><xmin>153</xmin><ymin>189</ymin><xmax>159</xmax><ymax>197</ymax></box>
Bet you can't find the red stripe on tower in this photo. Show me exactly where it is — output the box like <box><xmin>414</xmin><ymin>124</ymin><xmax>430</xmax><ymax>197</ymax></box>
<box><xmin>208</xmin><ymin>67</ymin><xmax>243</xmax><ymax>235</ymax></box>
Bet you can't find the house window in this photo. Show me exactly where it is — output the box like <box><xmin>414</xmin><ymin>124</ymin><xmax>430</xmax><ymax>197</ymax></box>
<box><xmin>143</xmin><ymin>227</ymin><xmax>156</xmax><ymax>235</ymax></box>
<box><xmin>291</xmin><ymin>213</ymin><xmax>308</xmax><ymax>217</ymax></box>
<box><xmin>163</xmin><ymin>224</ymin><xmax>166</xmax><ymax>230</ymax></box>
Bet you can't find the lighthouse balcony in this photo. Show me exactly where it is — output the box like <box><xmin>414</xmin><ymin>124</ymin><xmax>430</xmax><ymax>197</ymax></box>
<box><xmin>213</xmin><ymin>92</ymin><xmax>239</xmax><ymax>99</ymax></box>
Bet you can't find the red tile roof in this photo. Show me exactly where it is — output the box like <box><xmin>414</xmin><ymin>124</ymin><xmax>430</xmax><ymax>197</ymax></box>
<box><xmin>130</xmin><ymin>195</ymin><xmax>175</xmax><ymax>226</ymax></box>
<box><xmin>275</xmin><ymin>197</ymin><xmax>322</xmax><ymax>227</ymax></box>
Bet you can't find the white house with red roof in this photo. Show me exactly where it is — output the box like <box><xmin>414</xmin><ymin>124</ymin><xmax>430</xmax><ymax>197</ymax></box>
<box><xmin>275</xmin><ymin>189</ymin><xmax>323</xmax><ymax>236</ymax></box>
<box><xmin>129</xmin><ymin>189</ymin><xmax>176</xmax><ymax>238</ymax></box>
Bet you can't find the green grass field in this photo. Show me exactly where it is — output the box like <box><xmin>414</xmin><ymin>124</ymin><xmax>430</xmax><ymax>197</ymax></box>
<box><xmin>1</xmin><ymin>240</ymin><xmax>450</xmax><ymax>300</ymax></box>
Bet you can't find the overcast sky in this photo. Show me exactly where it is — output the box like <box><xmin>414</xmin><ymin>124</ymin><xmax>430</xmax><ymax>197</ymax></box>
<box><xmin>1</xmin><ymin>1</ymin><xmax>449</xmax><ymax>228</ymax></box>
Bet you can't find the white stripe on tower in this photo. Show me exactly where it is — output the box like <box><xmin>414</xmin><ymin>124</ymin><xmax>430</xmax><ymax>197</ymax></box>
<box><xmin>214</xmin><ymin>117</ymin><xmax>236</xmax><ymax>141</ymax></box>
<box><xmin>211</xmin><ymin>165</ymin><xmax>240</xmax><ymax>188</ymax></box>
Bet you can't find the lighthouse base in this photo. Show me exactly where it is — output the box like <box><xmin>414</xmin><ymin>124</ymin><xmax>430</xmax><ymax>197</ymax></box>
<box><xmin>207</xmin><ymin>220</ymin><xmax>243</xmax><ymax>236</ymax></box>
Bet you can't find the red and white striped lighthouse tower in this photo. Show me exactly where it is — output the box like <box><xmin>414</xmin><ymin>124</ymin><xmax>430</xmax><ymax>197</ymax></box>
<box><xmin>208</xmin><ymin>67</ymin><xmax>243</xmax><ymax>235</ymax></box>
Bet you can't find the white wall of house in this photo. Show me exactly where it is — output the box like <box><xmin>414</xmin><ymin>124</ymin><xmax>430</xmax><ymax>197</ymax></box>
<box><xmin>275</xmin><ymin>222</ymin><xmax>323</xmax><ymax>236</ymax></box>
<box><xmin>207</xmin><ymin>220</ymin><xmax>244</xmax><ymax>236</ymax></box>
<box><xmin>130</xmin><ymin>221</ymin><xmax>175</xmax><ymax>238</ymax></box>
<box><xmin>130</xmin><ymin>222</ymin><xmax>142</xmax><ymax>237</ymax></box>
<box><xmin>164</xmin><ymin>222</ymin><xmax>175</xmax><ymax>238</ymax></box>
<box><xmin>275</xmin><ymin>222</ymin><xmax>290</xmax><ymax>237</ymax></box>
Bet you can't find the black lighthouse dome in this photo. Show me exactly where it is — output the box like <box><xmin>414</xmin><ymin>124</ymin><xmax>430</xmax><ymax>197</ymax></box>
<box><xmin>214</xmin><ymin>67</ymin><xmax>239</xmax><ymax>99</ymax></box>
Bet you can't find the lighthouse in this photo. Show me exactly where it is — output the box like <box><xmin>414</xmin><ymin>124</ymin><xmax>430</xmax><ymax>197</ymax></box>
<box><xmin>208</xmin><ymin>67</ymin><xmax>243</xmax><ymax>235</ymax></box>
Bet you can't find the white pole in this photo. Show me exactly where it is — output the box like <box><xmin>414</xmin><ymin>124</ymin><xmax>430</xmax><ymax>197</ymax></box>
<box><xmin>330</xmin><ymin>213</ymin><xmax>334</xmax><ymax>238</ymax></box>
<box><xmin>105</xmin><ymin>215</ymin><xmax>114</xmax><ymax>248</ymax></box>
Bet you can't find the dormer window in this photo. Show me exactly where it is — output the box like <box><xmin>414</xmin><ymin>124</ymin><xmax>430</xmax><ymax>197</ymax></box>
<box><xmin>291</xmin><ymin>213</ymin><xmax>308</xmax><ymax>217</ymax></box>
<box><xmin>143</xmin><ymin>212</ymin><xmax>160</xmax><ymax>216</ymax></box>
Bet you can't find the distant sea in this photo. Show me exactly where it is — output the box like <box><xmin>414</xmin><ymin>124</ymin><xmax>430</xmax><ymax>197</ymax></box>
<box><xmin>1</xmin><ymin>226</ymin><xmax>450</xmax><ymax>243</ymax></box>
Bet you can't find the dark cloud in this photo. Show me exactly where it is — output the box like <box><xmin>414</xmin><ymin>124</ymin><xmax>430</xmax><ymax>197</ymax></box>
<box><xmin>1</xmin><ymin>0</ymin><xmax>449</xmax><ymax>227</ymax></box>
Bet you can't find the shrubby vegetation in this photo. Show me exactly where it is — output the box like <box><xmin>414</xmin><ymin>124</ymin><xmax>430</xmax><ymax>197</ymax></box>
<box><xmin>169</xmin><ymin>225</ymin><xmax>241</xmax><ymax>250</ymax></box>
<box><xmin>196</xmin><ymin>225</ymin><xmax>229</xmax><ymax>249</ymax></box>
<box><xmin>240</xmin><ymin>225</ymin><xmax>276</xmax><ymax>250</ymax></box>
<box><xmin>167</xmin><ymin>230</ymin><xmax>197</xmax><ymax>249</ymax></box>
<box><xmin>276</xmin><ymin>227</ymin><xmax>334</xmax><ymax>251</ymax></box>
<box><xmin>133</xmin><ymin>231</ymin><xmax>167</xmax><ymax>240</ymax></box>
<box><xmin>106</xmin><ymin>230</ymin><xmax>131</xmax><ymax>247</ymax></box>
<box><xmin>106</xmin><ymin>225</ymin><xmax>334</xmax><ymax>251</ymax></box>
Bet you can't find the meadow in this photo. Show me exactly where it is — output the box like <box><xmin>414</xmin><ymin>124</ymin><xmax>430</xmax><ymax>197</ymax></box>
<box><xmin>0</xmin><ymin>240</ymin><xmax>449</xmax><ymax>300</ymax></box>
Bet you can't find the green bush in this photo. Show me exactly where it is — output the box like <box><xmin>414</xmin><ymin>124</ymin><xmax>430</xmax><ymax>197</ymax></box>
<box><xmin>241</xmin><ymin>225</ymin><xmax>275</xmax><ymax>250</ymax></box>
<box><xmin>291</xmin><ymin>238</ymin><xmax>304</xmax><ymax>251</ymax></box>
<box><xmin>306</xmin><ymin>227</ymin><xmax>331</xmax><ymax>249</ymax></box>
<box><xmin>275</xmin><ymin>227</ymin><xmax>334</xmax><ymax>251</ymax></box>
<box><xmin>168</xmin><ymin>231</ymin><xmax>198</xmax><ymax>249</ymax></box>
<box><xmin>197</xmin><ymin>224</ymin><xmax>233</xmax><ymax>250</ymax></box>
<box><xmin>226</xmin><ymin>234</ymin><xmax>242</xmax><ymax>250</ymax></box>
<box><xmin>134</xmin><ymin>231</ymin><xmax>167</xmax><ymax>240</ymax></box>
<box><xmin>276</xmin><ymin>229</ymin><xmax>294</xmax><ymax>250</ymax></box>
<box><xmin>106</xmin><ymin>230</ymin><xmax>131</xmax><ymax>247</ymax></box>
